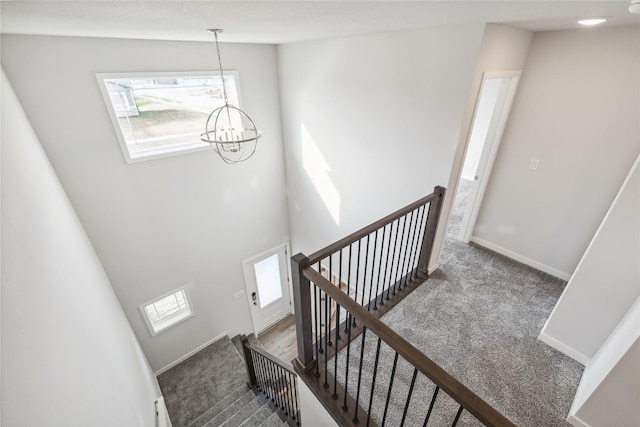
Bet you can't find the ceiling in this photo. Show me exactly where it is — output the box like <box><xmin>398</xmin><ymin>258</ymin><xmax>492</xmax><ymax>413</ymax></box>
<box><xmin>1</xmin><ymin>1</ymin><xmax>638</xmax><ymax>44</ymax></box>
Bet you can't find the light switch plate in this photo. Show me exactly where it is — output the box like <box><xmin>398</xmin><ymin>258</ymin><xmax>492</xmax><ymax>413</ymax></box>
<box><xmin>529</xmin><ymin>158</ymin><xmax>540</xmax><ymax>171</ymax></box>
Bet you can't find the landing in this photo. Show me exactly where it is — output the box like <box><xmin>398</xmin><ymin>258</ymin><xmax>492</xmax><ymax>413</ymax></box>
<box><xmin>381</xmin><ymin>238</ymin><xmax>584</xmax><ymax>426</ymax></box>
<box><xmin>157</xmin><ymin>335</ymin><xmax>248</xmax><ymax>427</ymax></box>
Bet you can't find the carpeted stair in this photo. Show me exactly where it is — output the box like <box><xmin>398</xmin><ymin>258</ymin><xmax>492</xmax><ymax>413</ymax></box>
<box><xmin>158</xmin><ymin>335</ymin><xmax>290</xmax><ymax>427</ymax></box>
<box><xmin>187</xmin><ymin>385</ymin><xmax>289</xmax><ymax>427</ymax></box>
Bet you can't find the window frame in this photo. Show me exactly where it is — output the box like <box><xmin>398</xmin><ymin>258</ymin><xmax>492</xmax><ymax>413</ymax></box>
<box><xmin>139</xmin><ymin>286</ymin><xmax>195</xmax><ymax>337</ymax></box>
<box><xmin>95</xmin><ymin>70</ymin><xmax>244</xmax><ymax>164</ymax></box>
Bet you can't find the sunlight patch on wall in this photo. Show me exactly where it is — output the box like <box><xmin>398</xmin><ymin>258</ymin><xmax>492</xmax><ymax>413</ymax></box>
<box><xmin>302</xmin><ymin>123</ymin><xmax>340</xmax><ymax>225</ymax></box>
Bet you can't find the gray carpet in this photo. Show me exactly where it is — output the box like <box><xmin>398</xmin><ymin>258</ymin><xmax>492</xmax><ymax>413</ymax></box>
<box><xmin>157</xmin><ymin>335</ymin><xmax>249</xmax><ymax>427</ymax></box>
<box><xmin>329</xmin><ymin>238</ymin><xmax>584</xmax><ymax>426</ymax></box>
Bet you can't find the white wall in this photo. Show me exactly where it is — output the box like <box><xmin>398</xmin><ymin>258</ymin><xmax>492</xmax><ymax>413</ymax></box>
<box><xmin>297</xmin><ymin>381</ymin><xmax>339</xmax><ymax>427</ymax></box>
<box><xmin>1</xmin><ymin>35</ymin><xmax>290</xmax><ymax>371</ymax></box>
<box><xmin>471</xmin><ymin>25</ymin><xmax>640</xmax><ymax>278</ymax></box>
<box><xmin>540</xmin><ymin>155</ymin><xmax>640</xmax><ymax>362</ymax></box>
<box><xmin>278</xmin><ymin>24</ymin><xmax>485</xmax><ymax>258</ymax></box>
<box><xmin>568</xmin><ymin>298</ymin><xmax>640</xmax><ymax>427</ymax></box>
<box><xmin>2</xmin><ymin>69</ymin><xmax>161</xmax><ymax>426</ymax></box>
<box><xmin>435</xmin><ymin>23</ymin><xmax>533</xmax><ymax>269</ymax></box>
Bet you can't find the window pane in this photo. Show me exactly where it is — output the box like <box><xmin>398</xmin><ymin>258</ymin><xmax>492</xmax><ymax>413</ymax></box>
<box><xmin>100</xmin><ymin>73</ymin><xmax>240</xmax><ymax>161</ymax></box>
<box><xmin>254</xmin><ymin>254</ymin><xmax>283</xmax><ymax>308</ymax></box>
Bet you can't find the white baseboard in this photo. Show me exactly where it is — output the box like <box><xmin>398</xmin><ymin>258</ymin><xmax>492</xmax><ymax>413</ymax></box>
<box><xmin>566</xmin><ymin>414</ymin><xmax>591</xmax><ymax>427</ymax></box>
<box><xmin>154</xmin><ymin>331</ymin><xmax>227</xmax><ymax>376</ymax></box>
<box><xmin>470</xmin><ymin>237</ymin><xmax>572</xmax><ymax>281</ymax></box>
<box><xmin>538</xmin><ymin>331</ymin><xmax>590</xmax><ymax>365</ymax></box>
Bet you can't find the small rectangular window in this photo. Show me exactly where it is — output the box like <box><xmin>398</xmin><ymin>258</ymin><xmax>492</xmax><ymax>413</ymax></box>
<box><xmin>96</xmin><ymin>71</ymin><xmax>242</xmax><ymax>163</ymax></box>
<box><xmin>140</xmin><ymin>286</ymin><xmax>194</xmax><ymax>336</ymax></box>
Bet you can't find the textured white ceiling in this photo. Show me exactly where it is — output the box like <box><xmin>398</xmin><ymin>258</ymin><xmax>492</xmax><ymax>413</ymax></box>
<box><xmin>1</xmin><ymin>1</ymin><xmax>638</xmax><ymax>44</ymax></box>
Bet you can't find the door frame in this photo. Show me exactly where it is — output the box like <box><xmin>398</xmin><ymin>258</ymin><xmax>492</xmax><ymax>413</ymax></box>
<box><xmin>457</xmin><ymin>70</ymin><xmax>521</xmax><ymax>243</ymax></box>
<box><xmin>241</xmin><ymin>242</ymin><xmax>293</xmax><ymax>336</ymax></box>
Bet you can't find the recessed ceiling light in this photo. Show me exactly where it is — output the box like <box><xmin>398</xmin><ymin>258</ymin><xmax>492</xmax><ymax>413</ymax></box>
<box><xmin>577</xmin><ymin>18</ymin><xmax>607</xmax><ymax>26</ymax></box>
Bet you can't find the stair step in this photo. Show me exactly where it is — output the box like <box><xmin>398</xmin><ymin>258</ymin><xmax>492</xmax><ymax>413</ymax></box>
<box><xmin>199</xmin><ymin>389</ymin><xmax>257</xmax><ymax>427</ymax></box>
<box><xmin>237</xmin><ymin>403</ymin><xmax>274</xmax><ymax>427</ymax></box>
<box><xmin>219</xmin><ymin>395</ymin><xmax>266</xmax><ymax>427</ymax></box>
<box><xmin>259</xmin><ymin>412</ymin><xmax>288</xmax><ymax>427</ymax></box>
<box><xmin>187</xmin><ymin>385</ymin><xmax>250</xmax><ymax>427</ymax></box>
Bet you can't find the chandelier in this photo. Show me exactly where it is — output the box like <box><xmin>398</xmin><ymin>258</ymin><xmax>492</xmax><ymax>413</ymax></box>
<box><xmin>201</xmin><ymin>29</ymin><xmax>262</xmax><ymax>164</ymax></box>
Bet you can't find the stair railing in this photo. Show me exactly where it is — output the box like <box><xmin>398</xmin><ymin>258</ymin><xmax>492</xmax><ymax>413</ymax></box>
<box><xmin>292</xmin><ymin>186</ymin><xmax>445</xmax><ymax>373</ymax></box>
<box><xmin>240</xmin><ymin>335</ymin><xmax>301</xmax><ymax>425</ymax></box>
<box><xmin>291</xmin><ymin>187</ymin><xmax>517</xmax><ymax>426</ymax></box>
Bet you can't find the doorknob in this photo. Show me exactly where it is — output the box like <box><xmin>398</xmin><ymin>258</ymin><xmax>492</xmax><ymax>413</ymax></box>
<box><xmin>251</xmin><ymin>292</ymin><xmax>257</xmax><ymax>306</ymax></box>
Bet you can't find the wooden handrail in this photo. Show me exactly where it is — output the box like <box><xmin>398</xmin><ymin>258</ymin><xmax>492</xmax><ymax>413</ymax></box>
<box><xmin>303</xmin><ymin>267</ymin><xmax>516</xmax><ymax>427</ymax></box>
<box><xmin>243</xmin><ymin>338</ymin><xmax>296</xmax><ymax>375</ymax></box>
<box><xmin>307</xmin><ymin>187</ymin><xmax>444</xmax><ymax>265</ymax></box>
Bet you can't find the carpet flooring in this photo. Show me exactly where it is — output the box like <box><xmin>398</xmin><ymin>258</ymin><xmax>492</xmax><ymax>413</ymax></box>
<box><xmin>328</xmin><ymin>190</ymin><xmax>584</xmax><ymax>426</ymax></box>
<box><xmin>157</xmin><ymin>336</ymin><xmax>249</xmax><ymax>427</ymax></box>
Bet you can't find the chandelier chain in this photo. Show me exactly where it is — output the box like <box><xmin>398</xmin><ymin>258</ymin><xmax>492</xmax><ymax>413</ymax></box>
<box><xmin>213</xmin><ymin>30</ymin><xmax>230</xmax><ymax>107</ymax></box>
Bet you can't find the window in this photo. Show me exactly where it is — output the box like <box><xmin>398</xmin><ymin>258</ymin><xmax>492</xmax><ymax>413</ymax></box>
<box><xmin>96</xmin><ymin>71</ymin><xmax>241</xmax><ymax>163</ymax></box>
<box><xmin>140</xmin><ymin>286</ymin><xmax>194</xmax><ymax>336</ymax></box>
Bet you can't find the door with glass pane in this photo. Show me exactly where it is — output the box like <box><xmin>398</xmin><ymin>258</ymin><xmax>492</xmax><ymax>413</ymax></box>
<box><xmin>242</xmin><ymin>243</ymin><xmax>292</xmax><ymax>334</ymax></box>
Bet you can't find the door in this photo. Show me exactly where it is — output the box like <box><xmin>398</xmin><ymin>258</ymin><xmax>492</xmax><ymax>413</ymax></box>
<box><xmin>456</xmin><ymin>71</ymin><xmax>521</xmax><ymax>243</ymax></box>
<box><xmin>242</xmin><ymin>243</ymin><xmax>292</xmax><ymax>335</ymax></box>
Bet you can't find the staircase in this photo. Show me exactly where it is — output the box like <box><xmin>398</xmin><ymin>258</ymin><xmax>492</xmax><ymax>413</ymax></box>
<box><xmin>187</xmin><ymin>384</ymin><xmax>289</xmax><ymax>427</ymax></box>
<box><xmin>157</xmin><ymin>335</ymin><xmax>293</xmax><ymax>427</ymax></box>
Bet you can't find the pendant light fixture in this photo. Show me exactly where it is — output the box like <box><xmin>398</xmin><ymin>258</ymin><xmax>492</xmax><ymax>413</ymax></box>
<box><xmin>201</xmin><ymin>29</ymin><xmax>262</xmax><ymax>164</ymax></box>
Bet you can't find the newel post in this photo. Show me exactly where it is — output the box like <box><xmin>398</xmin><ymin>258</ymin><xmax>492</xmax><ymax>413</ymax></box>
<box><xmin>291</xmin><ymin>252</ymin><xmax>315</xmax><ymax>371</ymax></box>
<box><xmin>240</xmin><ymin>335</ymin><xmax>257</xmax><ymax>386</ymax></box>
<box><xmin>417</xmin><ymin>186</ymin><xmax>446</xmax><ymax>277</ymax></box>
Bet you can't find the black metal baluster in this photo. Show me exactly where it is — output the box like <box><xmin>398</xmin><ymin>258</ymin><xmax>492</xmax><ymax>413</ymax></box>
<box><xmin>361</xmin><ymin>234</ymin><xmax>370</xmax><ymax>308</ymax></box>
<box><xmin>337</xmin><ymin>249</ymin><xmax>342</xmax><ymax>339</ymax></box>
<box><xmin>367</xmin><ymin>231</ymin><xmax>378</xmax><ymax>311</ymax></box>
<box><xmin>409</xmin><ymin>205</ymin><xmax>426</xmax><ymax>279</ymax></box>
<box><xmin>256</xmin><ymin>353</ymin><xmax>264</xmax><ymax>394</ymax></box>
<box><xmin>406</xmin><ymin>207</ymin><xmax>421</xmax><ymax>281</ymax></box>
<box><xmin>316</xmin><ymin>281</ymin><xmax>323</xmax><ymax>357</ymax></box>
<box><xmin>423</xmin><ymin>385</ymin><xmax>440</xmax><ymax>427</ymax></box>
<box><xmin>287</xmin><ymin>372</ymin><xmax>295</xmax><ymax>419</ymax></box>
<box><xmin>373</xmin><ymin>227</ymin><xmax>385</xmax><ymax>310</ymax></box>
<box><xmin>394</xmin><ymin>216</ymin><xmax>408</xmax><ymax>294</ymax></box>
<box><xmin>400</xmin><ymin>368</ymin><xmax>418</xmax><ymax>427</ymax></box>
<box><xmin>451</xmin><ymin>405</ymin><xmax>464</xmax><ymax>427</ymax></box>
<box><xmin>380</xmin><ymin>223</ymin><xmax>393</xmax><ymax>306</ymax></box>
<box><xmin>333</xmin><ymin>302</ymin><xmax>340</xmax><ymax>399</ymax></box>
<box><xmin>260</xmin><ymin>355</ymin><xmax>270</xmax><ymax>399</ymax></box>
<box><xmin>353</xmin><ymin>239</ymin><xmax>361</xmax><ymax>327</ymax></box>
<box><xmin>272</xmin><ymin>363</ymin><xmax>286</xmax><ymax>412</ymax></box>
<box><xmin>365</xmin><ymin>337</ymin><xmax>383</xmax><ymax>427</ymax></box>
<box><xmin>342</xmin><ymin>312</ymin><xmax>353</xmax><ymax>411</ymax></box>
<box><xmin>268</xmin><ymin>357</ymin><xmax>278</xmax><ymax>406</ymax></box>
<box><xmin>273</xmin><ymin>364</ymin><xmax>287</xmax><ymax>414</ymax></box>
<box><xmin>381</xmin><ymin>352</ymin><xmax>399</xmax><ymax>427</ymax></box>
<box><xmin>353</xmin><ymin>327</ymin><xmax>368</xmax><ymax>424</ymax></box>
<box><xmin>314</xmin><ymin>283</ymin><xmax>321</xmax><ymax>380</ymax></box>
<box><xmin>255</xmin><ymin>351</ymin><xmax>264</xmax><ymax>393</ymax></box>
<box><xmin>279</xmin><ymin>367</ymin><xmax>288</xmax><ymax>413</ymax></box>
<box><xmin>291</xmin><ymin>372</ymin><xmax>300</xmax><ymax>423</ymax></box>
<box><xmin>327</xmin><ymin>256</ymin><xmax>333</xmax><ymax>347</ymax></box>
<box><xmin>324</xmin><ymin>290</ymin><xmax>329</xmax><ymax>389</ymax></box>
<box><xmin>346</xmin><ymin>244</ymin><xmax>353</xmax><ymax>332</ymax></box>
<box><xmin>400</xmin><ymin>210</ymin><xmax>414</xmax><ymax>288</ymax></box>
<box><xmin>387</xmin><ymin>220</ymin><xmax>399</xmax><ymax>299</ymax></box>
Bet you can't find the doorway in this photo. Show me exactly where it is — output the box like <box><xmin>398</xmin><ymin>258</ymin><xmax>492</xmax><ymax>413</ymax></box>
<box><xmin>242</xmin><ymin>243</ymin><xmax>293</xmax><ymax>335</ymax></box>
<box><xmin>450</xmin><ymin>71</ymin><xmax>521</xmax><ymax>242</ymax></box>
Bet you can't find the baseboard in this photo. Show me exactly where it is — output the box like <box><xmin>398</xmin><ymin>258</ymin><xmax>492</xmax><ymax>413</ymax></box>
<box><xmin>470</xmin><ymin>237</ymin><xmax>572</xmax><ymax>281</ymax></box>
<box><xmin>538</xmin><ymin>331</ymin><xmax>590</xmax><ymax>365</ymax></box>
<box><xmin>154</xmin><ymin>331</ymin><xmax>227</xmax><ymax>376</ymax></box>
<box><xmin>566</xmin><ymin>413</ymin><xmax>591</xmax><ymax>427</ymax></box>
